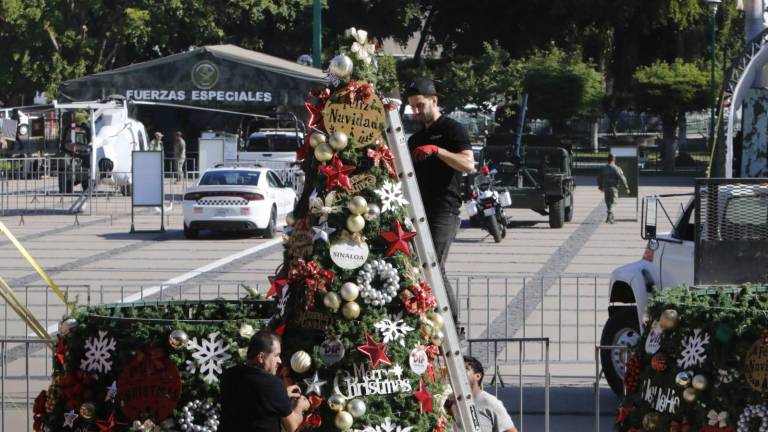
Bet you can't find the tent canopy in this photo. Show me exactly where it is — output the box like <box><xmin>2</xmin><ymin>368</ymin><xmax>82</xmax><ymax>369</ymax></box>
<box><xmin>57</xmin><ymin>45</ymin><xmax>327</xmax><ymax>110</ymax></box>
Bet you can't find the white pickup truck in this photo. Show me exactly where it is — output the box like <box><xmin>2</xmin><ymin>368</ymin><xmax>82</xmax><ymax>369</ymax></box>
<box><xmin>600</xmin><ymin>180</ymin><xmax>768</xmax><ymax>395</ymax></box>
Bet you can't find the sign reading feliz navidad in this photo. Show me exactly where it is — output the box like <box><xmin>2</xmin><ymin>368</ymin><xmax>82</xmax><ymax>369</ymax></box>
<box><xmin>323</xmin><ymin>83</ymin><xmax>386</xmax><ymax>148</ymax></box>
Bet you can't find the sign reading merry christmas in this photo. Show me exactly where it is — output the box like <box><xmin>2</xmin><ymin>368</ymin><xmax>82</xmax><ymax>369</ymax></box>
<box><xmin>333</xmin><ymin>362</ymin><xmax>412</xmax><ymax>398</ymax></box>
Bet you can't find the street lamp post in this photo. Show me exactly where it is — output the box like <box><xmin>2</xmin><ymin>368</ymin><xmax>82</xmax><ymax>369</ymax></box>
<box><xmin>705</xmin><ymin>0</ymin><xmax>721</xmax><ymax>150</ymax></box>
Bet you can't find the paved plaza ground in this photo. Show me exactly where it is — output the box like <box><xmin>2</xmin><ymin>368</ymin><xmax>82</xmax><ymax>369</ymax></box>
<box><xmin>0</xmin><ymin>174</ymin><xmax>695</xmax><ymax>431</ymax></box>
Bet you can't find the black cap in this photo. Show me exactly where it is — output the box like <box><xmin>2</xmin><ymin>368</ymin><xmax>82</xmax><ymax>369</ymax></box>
<box><xmin>404</xmin><ymin>78</ymin><xmax>439</xmax><ymax>97</ymax></box>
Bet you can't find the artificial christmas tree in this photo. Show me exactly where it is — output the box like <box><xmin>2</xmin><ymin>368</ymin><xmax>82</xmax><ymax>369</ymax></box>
<box><xmin>272</xmin><ymin>28</ymin><xmax>462</xmax><ymax>431</ymax></box>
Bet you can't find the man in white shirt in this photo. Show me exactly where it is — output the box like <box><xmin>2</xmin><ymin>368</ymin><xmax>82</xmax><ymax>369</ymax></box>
<box><xmin>451</xmin><ymin>356</ymin><xmax>518</xmax><ymax>432</ymax></box>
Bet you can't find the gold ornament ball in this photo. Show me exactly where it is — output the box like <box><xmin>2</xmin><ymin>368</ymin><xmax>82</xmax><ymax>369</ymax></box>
<box><xmin>342</xmin><ymin>301</ymin><xmax>361</xmax><ymax>320</ymax></box>
<box><xmin>346</xmin><ymin>215</ymin><xmax>366</xmax><ymax>233</ymax></box>
<box><xmin>340</xmin><ymin>282</ymin><xmax>360</xmax><ymax>301</ymax></box>
<box><xmin>426</xmin><ymin>311</ymin><xmax>445</xmax><ymax>330</ymax></box>
<box><xmin>431</xmin><ymin>330</ymin><xmax>445</xmax><ymax>345</ymax></box>
<box><xmin>285</xmin><ymin>212</ymin><xmax>296</xmax><ymax>226</ymax></box>
<box><xmin>290</xmin><ymin>350</ymin><xmax>312</xmax><ymax>373</ymax></box>
<box><xmin>324</xmin><ymin>292</ymin><xmax>342</xmax><ymax>312</ymax></box>
<box><xmin>329</xmin><ymin>54</ymin><xmax>354</xmax><ymax>78</ymax></box>
<box><xmin>168</xmin><ymin>329</ymin><xmax>189</xmax><ymax>349</ymax></box>
<box><xmin>309</xmin><ymin>133</ymin><xmax>326</xmax><ymax>149</ymax></box>
<box><xmin>329</xmin><ymin>132</ymin><xmax>349</xmax><ymax>151</ymax></box>
<box><xmin>683</xmin><ymin>387</ymin><xmax>697</xmax><ymax>402</ymax></box>
<box><xmin>328</xmin><ymin>394</ymin><xmax>347</xmax><ymax>412</ymax></box>
<box><xmin>347</xmin><ymin>398</ymin><xmax>367</xmax><ymax>418</ymax></box>
<box><xmin>692</xmin><ymin>374</ymin><xmax>708</xmax><ymax>391</ymax></box>
<box><xmin>58</xmin><ymin>318</ymin><xmax>79</xmax><ymax>336</ymax></box>
<box><xmin>314</xmin><ymin>143</ymin><xmax>334</xmax><ymax>162</ymax></box>
<box><xmin>642</xmin><ymin>412</ymin><xmax>661</xmax><ymax>431</ymax></box>
<box><xmin>675</xmin><ymin>371</ymin><xmax>692</xmax><ymax>387</ymax></box>
<box><xmin>659</xmin><ymin>309</ymin><xmax>679</xmax><ymax>330</ymax></box>
<box><xmin>348</xmin><ymin>196</ymin><xmax>368</xmax><ymax>216</ymax></box>
<box><xmin>335</xmin><ymin>411</ymin><xmax>354</xmax><ymax>430</ymax></box>
<box><xmin>79</xmin><ymin>402</ymin><xmax>96</xmax><ymax>420</ymax></box>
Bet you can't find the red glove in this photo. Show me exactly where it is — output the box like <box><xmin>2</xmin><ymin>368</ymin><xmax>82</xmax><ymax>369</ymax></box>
<box><xmin>412</xmin><ymin>144</ymin><xmax>439</xmax><ymax>161</ymax></box>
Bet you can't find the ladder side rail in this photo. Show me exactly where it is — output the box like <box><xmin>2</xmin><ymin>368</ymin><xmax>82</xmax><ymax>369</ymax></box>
<box><xmin>384</xmin><ymin>109</ymin><xmax>481</xmax><ymax>432</ymax></box>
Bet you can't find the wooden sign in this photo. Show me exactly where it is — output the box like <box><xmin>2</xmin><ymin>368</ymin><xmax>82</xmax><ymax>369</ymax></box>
<box><xmin>337</xmin><ymin>174</ymin><xmax>376</xmax><ymax>198</ymax></box>
<box><xmin>289</xmin><ymin>219</ymin><xmax>314</xmax><ymax>258</ymax></box>
<box><xmin>296</xmin><ymin>310</ymin><xmax>335</xmax><ymax>331</ymax></box>
<box><xmin>117</xmin><ymin>346</ymin><xmax>182</xmax><ymax>422</ymax></box>
<box><xmin>746</xmin><ymin>339</ymin><xmax>768</xmax><ymax>391</ymax></box>
<box><xmin>322</xmin><ymin>85</ymin><xmax>385</xmax><ymax>148</ymax></box>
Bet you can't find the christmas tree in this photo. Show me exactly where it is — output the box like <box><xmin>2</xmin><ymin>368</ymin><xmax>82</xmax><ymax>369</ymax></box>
<box><xmin>270</xmin><ymin>28</ymin><xmax>451</xmax><ymax>432</ymax></box>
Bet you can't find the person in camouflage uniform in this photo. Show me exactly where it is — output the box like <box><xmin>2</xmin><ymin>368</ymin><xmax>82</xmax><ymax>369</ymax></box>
<box><xmin>597</xmin><ymin>154</ymin><xmax>629</xmax><ymax>224</ymax></box>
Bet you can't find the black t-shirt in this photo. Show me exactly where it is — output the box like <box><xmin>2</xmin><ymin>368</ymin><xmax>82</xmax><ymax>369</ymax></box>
<box><xmin>408</xmin><ymin>116</ymin><xmax>472</xmax><ymax>217</ymax></box>
<box><xmin>219</xmin><ymin>365</ymin><xmax>292</xmax><ymax>432</ymax></box>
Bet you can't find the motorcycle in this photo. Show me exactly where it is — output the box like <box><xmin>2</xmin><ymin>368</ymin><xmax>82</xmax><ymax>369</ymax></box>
<box><xmin>465</xmin><ymin>166</ymin><xmax>511</xmax><ymax>243</ymax></box>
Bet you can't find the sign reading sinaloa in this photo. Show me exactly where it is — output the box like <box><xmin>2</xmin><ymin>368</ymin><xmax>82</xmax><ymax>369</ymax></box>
<box><xmin>322</xmin><ymin>82</ymin><xmax>385</xmax><ymax>148</ymax></box>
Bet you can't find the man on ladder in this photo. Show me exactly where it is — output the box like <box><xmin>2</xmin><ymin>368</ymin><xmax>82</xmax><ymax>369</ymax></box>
<box><xmin>405</xmin><ymin>78</ymin><xmax>476</xmax><ymax>333</ymax></box>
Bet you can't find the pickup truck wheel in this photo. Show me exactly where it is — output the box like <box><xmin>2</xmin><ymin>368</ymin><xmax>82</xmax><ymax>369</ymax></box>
<box><xmin>549</xmin><ymin>198</ymin><xmax>565</xmax><ymax>228</ymax></box>
<box><xmin>600</xmin><ymin>309</ymin><xmax>640</xmax><ymax>396</ymax></box>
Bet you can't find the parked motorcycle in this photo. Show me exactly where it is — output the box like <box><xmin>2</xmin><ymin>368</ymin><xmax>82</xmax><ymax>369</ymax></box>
<box><xmin>465</xmin><ymin>166</ymin><xmax>511</xmax><ymax>243</ymax></box>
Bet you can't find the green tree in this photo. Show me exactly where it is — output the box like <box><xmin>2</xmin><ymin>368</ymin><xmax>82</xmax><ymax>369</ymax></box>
<box><xmin>633</xmin><ymin>59</ymin><xmax>709</xmax><ymax>172</ymax></box>
<box><xmin>522</xmin><ymin>48</ymin><xmax>604</xmax><ymax>132</ymax></box>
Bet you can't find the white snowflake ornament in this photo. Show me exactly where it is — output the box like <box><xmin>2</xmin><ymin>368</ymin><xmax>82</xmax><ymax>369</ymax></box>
<box><xmin>363</xmin><ymin>417</ymin><xmax>413</xmax><ymax>432</ymax></box>
<box><xmin>677</xmin><ymin>328</ymin><xmax>710</xmax><ymax>369</ymax></box>
<box><xmin>186</xmin><ymin>332</ymin><xmax>232</xmax><ymax>384</ymax></box>
<box><xmin>80</xmin><ymin>330</ymin><xmax>117</xmax><ymax>374</ymax></box>
<box><xmin>375</xmin><ymin>181</ymin><xmax>408</xmax><ymax>212</ymax></box>
<box><xmin>374</xmin><ymin>318</ymin><xmax>414</xmax><ymax>347</ymax></box>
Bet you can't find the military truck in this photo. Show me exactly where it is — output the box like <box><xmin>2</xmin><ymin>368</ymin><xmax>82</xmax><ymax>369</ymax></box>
<box><xmin>478</xmin><ymin>134</ymin><xmax>575</xmax><ymax>228</ymax></box>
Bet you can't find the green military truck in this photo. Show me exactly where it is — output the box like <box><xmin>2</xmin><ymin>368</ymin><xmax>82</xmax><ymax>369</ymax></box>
<box><xmin>479</xmin><ymin>134</ymin><xmax>575</xmax><ymax>228</ymax></box>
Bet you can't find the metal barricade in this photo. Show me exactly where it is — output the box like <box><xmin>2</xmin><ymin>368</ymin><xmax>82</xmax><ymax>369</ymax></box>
<box><xmin>0</xmin><ymin>338</ymin><xmax>51</xmax><ymax>432</ymax></box>
<box><xmin>594</xmin><ymin>345</ymin><xmax>629</xmax><ymax>432</ymax></box>
<box><xmin>468</xmin><ymin>337</ymin><xmax>550</xmax><ymax>432</ymax></box>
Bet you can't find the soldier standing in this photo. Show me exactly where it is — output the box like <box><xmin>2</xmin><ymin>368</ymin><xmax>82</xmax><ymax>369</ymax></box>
<box><xmin>597</xmin><ymin>154</ymin><xmax>629</xmax><ymax>224</ymax></box>
<box><xmin>148</xmin><ymin>131</ymin><xmax>164</xmax><ymax>152</ymax></box>
<box><xmin>174</xmin><ymin>131</ymin><xmax>186</xmax><ymax>182</ymax></box>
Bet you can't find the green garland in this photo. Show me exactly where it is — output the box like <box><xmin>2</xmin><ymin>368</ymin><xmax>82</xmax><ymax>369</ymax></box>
<box><xmin>615</xmin><ymin>285</ymin><xmax>768</xmax><ymax>431</ymax></box>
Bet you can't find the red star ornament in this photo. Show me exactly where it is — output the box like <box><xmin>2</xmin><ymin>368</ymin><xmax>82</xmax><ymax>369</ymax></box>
<box><xmin>304</xmin><ymin>101</ymin><xmax>324</xmax><ymax>130</ymax></box>
<box><xmin>95</xmin><ymin>412</ymin><xmax>127</xmax><ymax>432</ymax></box>
<box><xmin>267</xmin><ymin>275</ymin><xmax>289</xmax><ymax>298</ymax></box>
<box><xmin>319</xmin><ymin>156</ymin><xmax>355</xmax><ymax>191</ymax></box>
<box><xmin>413</xmin><ymin>378</ymin><xmax>433</xmax><ymax>413</ymax></box>
<box><xmin>379</xmin><ymin>220</ymin><xmax>417</xmax><ymax>256</ymax></box>
<box><xmin>356</xmin><ymin>333</ymin><xmax>391</xmax><ymax>368</ymax></box>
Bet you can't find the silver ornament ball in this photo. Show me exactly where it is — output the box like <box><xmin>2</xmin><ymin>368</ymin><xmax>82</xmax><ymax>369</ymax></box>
<box><xmin>329</xmin><ymin>54</ymin><xmax>354</xmax><ymax>78</ymax></box>
<box><xmin>328</xmin><ymin>393</ymin><xmax>347</xmax><ymax>412</ymax></box>
<box><xmin>346</xmin><ymin>215</ymin><xmax>366</xmax><ymax>233</ymax></box>
<box><xmin>58</xmin><ymin>318</ymin><xmax>79</xmax><ymax>336</ymax></box>
<box><xmin>329</xmin><ymin>132</ymin><xmax>350</xmax><ymax>151</ymax></box>
<box><xmin>340</xmin><ymin>282</ymin><xmax>360</xmax><ymax>301</ymax></box>
<box><xmin>682</xmin><ymin>387</ymin><xmax>697</xmax><ymax>402</ymax></box>
<box><xmin>335</xmin><ymin>411</ymin><xmax>354</xmax><ymax>430</ymax></box>
<box><xmin>675</xmin><ymin>371</ymin><xmax>692</xmax><ymax>387</ymax></box>
<box><xmin>324</xmin><ymin>291</ymin><xmax>342</xmax><ymax>312</ymax></box>
<box><xmin>169</xmin><ymin>329</ymin><xmax>190</xmax><ymax>349</ymax></box>
<box><xmin>347</xmin><ymin>399</ymin><xmax>367</xmax><ymax>417</ymax></box>
<box><xmin>692</xmin><ymin>374</ymin><xmax>708</xmax><ymax>391</ymax></box>
<box><xmin>309</xmin><ymin>133</ymin><xmax>326</xmax><ymax>149</ymax></box>
<box><xmin>348</xmin><ymin>195</ymin><xmax>368</xmax><ymax>216</ymax></box>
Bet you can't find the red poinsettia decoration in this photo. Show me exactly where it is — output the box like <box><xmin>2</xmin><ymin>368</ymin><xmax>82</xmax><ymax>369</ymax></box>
<box><xmin>58</xmin><ymin>370</ymin><xmax>94</xmax><ymax>410</ymax></box>
<box><xmin>379</xmin><ymin>220</ymin><xmax>417</xmax><ymax>257</ymax></box>
<box><xmin>318</xmin><ymin>156</ymin><xmax>355</xmax><ymax>191</ymax></box>
<box><xmin>346</xmin><ymin>81</ymin><xmax>374</xmax><ymax>104</ymax></box>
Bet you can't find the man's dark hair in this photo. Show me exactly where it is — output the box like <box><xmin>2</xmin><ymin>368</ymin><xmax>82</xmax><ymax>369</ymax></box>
<box><xmin>247</xmin><ymin>330</ymin><xmax>279</xmax><ymax>360</ymax></box>
<box><xmin>463</xmin><ymin>355</ymin><xmax>485</xmax><ymax>384</ymax></box>
<box><xmin>607</xmin><ymin>153</ymin><xmax>615</xmax><ymax>163</ymax></box>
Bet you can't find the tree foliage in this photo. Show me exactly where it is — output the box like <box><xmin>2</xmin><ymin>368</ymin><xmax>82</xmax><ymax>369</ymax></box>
<box><xmin>633</xmin><ymin>59</ymin><xmax>709</xmax><ymax>119</ymax></box>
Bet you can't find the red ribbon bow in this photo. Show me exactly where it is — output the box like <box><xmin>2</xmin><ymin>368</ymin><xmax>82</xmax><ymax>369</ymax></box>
<box><xmin>403</xmin><ymin>282</ymin><xmax>437</xmax><ymax>316</ymax></box>
<box><xmin>346</xmin><ymin>81</ymin><xmax>374</xmax><ymax>104</ymax></box>
<box><xmin>367</xmin><ymin>145</ymin><xmax>397</xmax><ymax>177</ymax></box>
<box><xmin>289</xmin><ymin>259</ymin><xmax>334</xmax><ymax>309</ymax></box>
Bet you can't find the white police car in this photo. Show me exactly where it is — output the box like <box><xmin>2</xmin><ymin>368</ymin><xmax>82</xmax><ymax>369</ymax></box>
<box><xmin>182</xmin><ymin>164</ymin><xmax>296</xmax><ymax>239</ymax></box>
